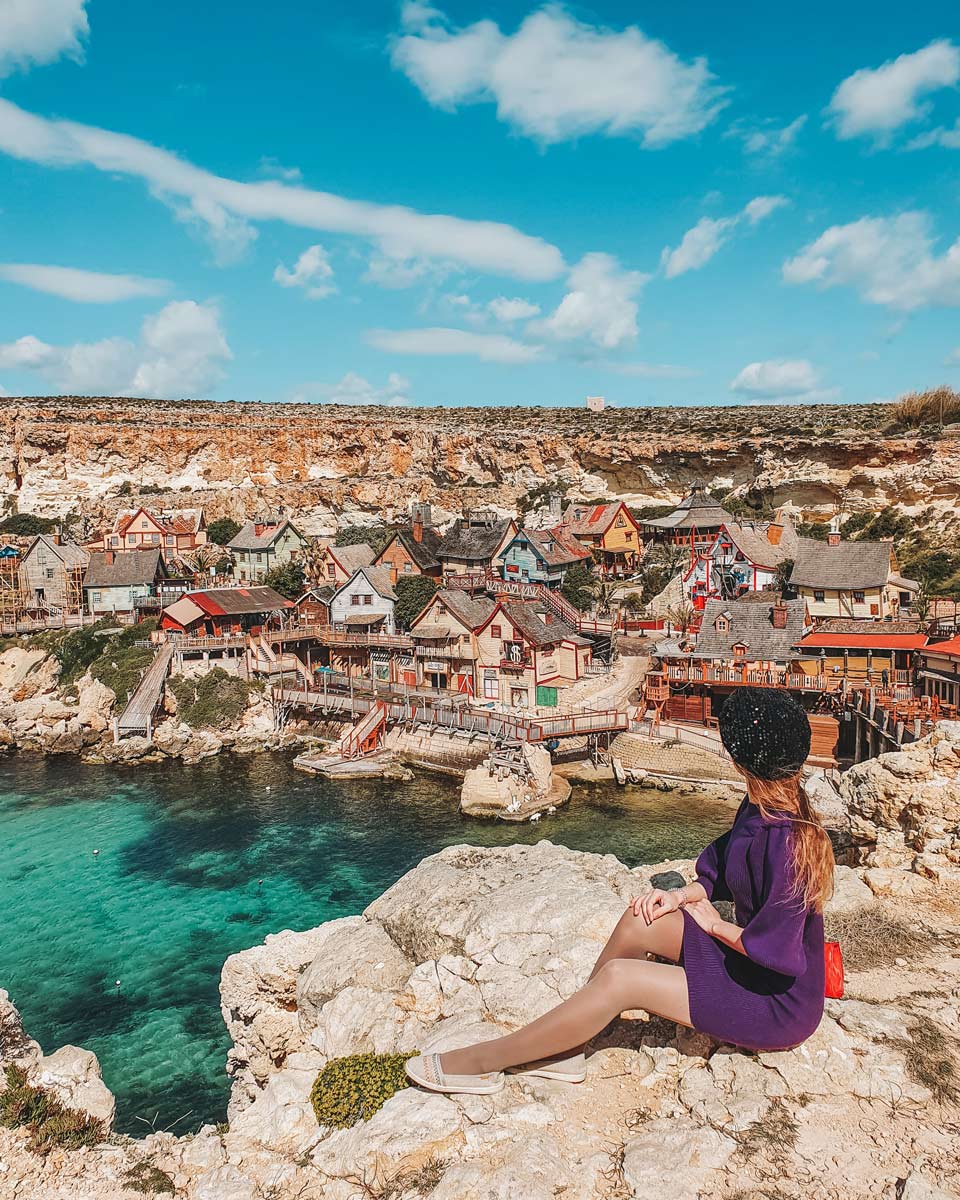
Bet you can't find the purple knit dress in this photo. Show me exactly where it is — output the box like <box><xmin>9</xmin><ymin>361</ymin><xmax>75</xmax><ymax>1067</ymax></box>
<box><xmin>681</xmin><ymin>798</ymin><xmax>825</xmax><ymax>1051</ymax></box>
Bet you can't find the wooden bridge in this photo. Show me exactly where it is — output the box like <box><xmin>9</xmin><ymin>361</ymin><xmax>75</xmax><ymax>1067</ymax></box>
<box><xmin>274</xmin><ymin>682</ymin><xmax>628</xmax><ymax>744</ymax></box>
<box><xmin>115</xmin><ymin>644</ymin><xmax>175</xmax><ymax>740</ymax></box>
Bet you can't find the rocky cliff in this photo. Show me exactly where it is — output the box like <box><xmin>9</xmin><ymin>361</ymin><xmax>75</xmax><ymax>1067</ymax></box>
<box><xmin>1</xmin><ymin>397</ymin><xmax>956</xmax><ymax>532</ymax></box>
<box><xmin>2</xmin><ymin>728</ymin><xmax>960</xmax><ymax>1199</ymax></box>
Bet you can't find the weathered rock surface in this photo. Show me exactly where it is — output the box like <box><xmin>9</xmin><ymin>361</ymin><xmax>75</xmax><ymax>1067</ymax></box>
<box><xmin>460</xmin><ymin>743</ymin><xmax>572</xmax><ymax>819</ymax></box>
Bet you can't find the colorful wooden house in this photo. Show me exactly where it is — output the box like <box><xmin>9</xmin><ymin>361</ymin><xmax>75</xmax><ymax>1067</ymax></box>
<box><xmin>919</xmin><ymin>635</ymin><xmax>960</xmax><ymax>709</ymax></box>
<box><xmin>685</xmin><ymin>515</ymin><xmax>798</xmax><ymax>607</ymax></box>
<box><xmin>329</xmin><ymin>566</ymin><xmax>397</xmax><ymax>635</ymax></box>
<box><xmin>161</xmin><ymin>585</ymin><xmax>292</xmax><ymax>637</ymax></box>
<box><xmin>408</xmin><ymin>589</ymin><xmax>497</xmax><ymax>694</ymax></box>
<box><xmin>474</xmin><ymin>601</ymin><xmax>592</xmax><ymax>708</ymax></box>
<box><xmin>374</xmin><ymin>506</ymin><xmax>442</xmax><ymax>585</ymax></box>
<box><xmin>292</xmin><ymin>586</ymin><xmax>334</xmax><ymax>626</ymax></box>
<box><xmin>19</xmin><ymin>534</ymin><xmax>89</xmax><ymax>612</ymax></box>
<box><xmin>103</xmin><ymin>507</ymin><xmax>207</xmax><ymax>563</ymax></box>
<box><xmin>788</xmin><ymin>534</ymin><xmax>917</xmax><ymax>619</ymax></box>
<box><xmin>557</xmin><ymin>501</ymin><xmax>641</xmax><ymax>577</ymax></box>
<box><xmin>83</xmin><ymin>548</ymin><xmax>168</xmax><ymax>616</ymax></box>
<box><xmin>640</xmin><ymin>485</ymin><xmax>735</xmax><ymax>550</ymax></box>
<box><xmin>436</xmin><ymin>513</ymin><xmax>517</xmax><ymax>579</ymax></box>
<box><xmin>500</xmin><ymin>526</ymin><xmax>591</xmax><ymax>587</ymax></box>
<box><xmin>793</xmin><ymin>620</ymin><xmax>928</xmax><ymax>684</ymax></box>
<box><xmin>228</xmin><ymin>515</ymin><xmax>308</xmax><ymax>583</ymax></box>
<box><xmin>316</xmin><ymin>542</ymin><xmax>376</xmax><ymax>587</ymax></box>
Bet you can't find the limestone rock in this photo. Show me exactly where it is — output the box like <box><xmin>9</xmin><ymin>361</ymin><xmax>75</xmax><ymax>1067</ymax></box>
<box><xmin>297</xmin><ymin>920</ymin><xmax>412</xmax><ymax>1034</ymax></box>
<box><xmin>621</xmin><ymin>1117</ymin><xmax>736</xmax><ymax>1200</ymax></box>
<box><xmin>194</xmin><ymin>1164</ymin><xmax>258</xmax><ymax>1200</ymax></box>
<box><xmin>30</xmin><ymin>1044</ymin><xmax>116</xmax><ymax>1129</ymax></box>
<box><xmin>0</xmin><ymin>990</ymin><xmax>40</xmax><ymax>1068</ymax></box>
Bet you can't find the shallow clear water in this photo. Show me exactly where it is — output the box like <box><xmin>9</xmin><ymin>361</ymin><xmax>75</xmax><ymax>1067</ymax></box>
<box><xmin>0</xmin><ymin>753</ymin><xmax>736</xmax><ymax>1134</ymax></box>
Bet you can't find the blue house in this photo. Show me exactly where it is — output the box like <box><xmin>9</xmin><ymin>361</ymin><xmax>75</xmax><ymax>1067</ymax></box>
<box><xmin>500</xmin><ymin>527</ymin><xmax>591</xmax><ymax>588</ymax></box>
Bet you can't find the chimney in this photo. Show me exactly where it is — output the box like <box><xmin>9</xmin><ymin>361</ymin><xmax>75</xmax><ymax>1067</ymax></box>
<box><xmin>52</xmin><ymin>526</ymin><xmax>62</xmax><ymax>546</ymax></box>
<box><xmin>772</xmin><ymin>602</ymin><xmax>788</xmax><ymax>629</ymax></box>
<box><xmin>827</xmin><ymin>532</ymin><xmax>841</xmax><ymax>547</ymax></box>
<box><xmin>412</xmin><ymin>508</ymin><xmax>424</xmax><ymax>544</ymax></box>
<box><xmin>105</xmin><ymin>550</ymin><xmax>115</xmax><ymax>565</ymax></box>
<box><xmin>767</xmin><ymin>521</ymin><xmax>783</xmax><ymax>546</ymax></box>
<box><xmin>549</xmin><ymin>494</ymin><xmax>563</xmax><ymax>522</ymax></box>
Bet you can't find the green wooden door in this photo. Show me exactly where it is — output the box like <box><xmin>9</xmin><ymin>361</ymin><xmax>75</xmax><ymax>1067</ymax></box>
<box><xmin>536</xmin><ymin>685</ymin><xmax>558</xmax><ymax>708</ymax></box>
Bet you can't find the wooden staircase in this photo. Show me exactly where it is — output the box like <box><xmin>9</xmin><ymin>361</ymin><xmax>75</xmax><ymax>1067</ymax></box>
<box><xmin>336</xmin><ymin>700</ymin><xmax>388</xmax><ymax>760</ymax></box>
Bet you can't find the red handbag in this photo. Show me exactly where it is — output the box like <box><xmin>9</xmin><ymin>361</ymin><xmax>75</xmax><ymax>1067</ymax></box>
<box><xmin>824</xmin><ymin>941</ymin><xmax>844</xmax><ymax>998</ymax></box>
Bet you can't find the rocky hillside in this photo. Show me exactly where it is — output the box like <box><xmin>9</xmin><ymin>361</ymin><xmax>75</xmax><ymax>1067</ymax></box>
<box><xmin>1</xmin><ymin>727</ymin><xmax>959</xmax><ymax>1199</ymax></box>
<box><xmin>2</xmin><ymin>397</ymin><xmax>956</xmax><ymax>533</ymax></box>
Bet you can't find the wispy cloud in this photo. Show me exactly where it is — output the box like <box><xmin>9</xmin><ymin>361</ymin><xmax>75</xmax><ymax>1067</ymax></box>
<box><xmin>273</xmin><ymin>244</ymin><xmax>337</xmax><ymax>299</ymax></box>
<box><xmin>0</xmin><ymin>97</ymin><xmax>566</xmax><ymax>281</ymax></box>
<box><xmin>291</xmin><ymin>371</ymin><xmax>412</xmax><ymax>406</ymax></box>
<box><xmin>0</xmin><ymin>0</ymin><xmax>89</xmax><ymax>78</ymax></box>
<box><xmin>367</xmin><ymin>326</ymin><xmax>543</xmax><ymax>364</ymax></box>
<box><xmin>661</xmin><ymin>195</ymin><xmax>787</xmax><ymax>278</ymax></box>
<box><xmin>0</xmin><ymin>262</ymin><xmax>169</xmax><ymax>303</ymax></box>
<box><xmin>391</xmin><ymin>2</ymin><xmax>727</xmax><ymax>147</ymax></box>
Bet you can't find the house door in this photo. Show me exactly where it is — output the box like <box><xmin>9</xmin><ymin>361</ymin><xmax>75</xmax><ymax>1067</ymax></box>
<box><xmin>510</xmin><ymin>686</ymin><xmax>527</xmax><ymax>708</ymax></box>
<box><xmin>429</xmin><ymin>671</ymin><xmax>447</xmax><ymax>690</ymax></box>
<box><xmin>457</xmin><ymin>672</ymin><xmax>474</xmax><ymax>697</ymax></box>
<box><xmin>536</xmin><ymin>685</ymin><xmax>558</xmax><ymax>708</ymax></box>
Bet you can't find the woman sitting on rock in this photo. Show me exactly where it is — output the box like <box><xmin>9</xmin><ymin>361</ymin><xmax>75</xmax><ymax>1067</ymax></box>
<box><xmin>407</xmin><ymin>687</ymin><xmax>834</xmax><ymax>1095</ymax></box>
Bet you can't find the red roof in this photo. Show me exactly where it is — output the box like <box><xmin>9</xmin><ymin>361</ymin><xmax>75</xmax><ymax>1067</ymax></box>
<box><xmin>923</xmin><ymin>635</ymin><xmax>960</xmax><ymax>659</ymax></box>
<box><xmin>795</xmin><ymin>632</ymin><xmax>929</xmax><ymax>652</ymax></box>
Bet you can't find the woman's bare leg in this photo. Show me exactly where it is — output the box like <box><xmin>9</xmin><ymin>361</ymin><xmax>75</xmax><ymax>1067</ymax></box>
<box><xmin>588</xmin><ymin>907</ymin><xmax>684</xmax><ymax>979</ymax></box>
<box><xmin>439</xmin><ymin>958</ymin><xmax>691</xmax><ymax>1077</ymax></box>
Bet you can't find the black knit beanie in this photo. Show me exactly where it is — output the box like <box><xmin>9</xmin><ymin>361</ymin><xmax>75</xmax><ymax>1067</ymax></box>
<box><xmin>717</xmin><ymin>687</ymin><xmax>810</xmax><ymax>780</ymax></box>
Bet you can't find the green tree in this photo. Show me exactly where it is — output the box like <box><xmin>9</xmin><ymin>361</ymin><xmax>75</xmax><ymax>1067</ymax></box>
<box><xmin>560</xmin><ymin>563</ymin><xmax>594</xmax><ymax>612</ymax></box>
<box><xmin>0</xmin><ymin>513</ymin><xmax>56</xmax><ymax>537</ymax></box>
<box><xmin>263</xmin><ymin>561</ymin><xmax>306</xmax><ymax>600</ymax></box>
<box><xmin>207</xmin><ymin>517</ymin><xmax>242</xmax><ymax>546</ymax></box>
<box><xmin>394</xmin><ymin>574</ymin><xmax>437</xmax><ymax>630</ymax></box>
<box><xmin>336</xmin><ymin>524</ymin><xmax>392</xmax><ymax>554</ymax></box>
<box><xmin>774</xmin><ymin>558</ymin><xmax>795</xmax><ymax>594</ymax></box>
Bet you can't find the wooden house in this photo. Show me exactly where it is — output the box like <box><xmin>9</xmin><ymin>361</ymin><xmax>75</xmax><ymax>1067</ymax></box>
<box><xmin>161</xmin><ymin>585</ymin><xmax>292</xmax><ymax>637</ymax></box>
<box><xmin>374</xmin><ymin>506</ymin><xmax>442</xmax><ymax>585</ymax></box>
<box><xmin>329</xmin><ymin>566</ymin><xmax>397</xmax><ymax>635</ymax></box>
<box><xmin>685</xmin><ymin>515</ymin><xmax>798</xmax><ymax>607</ymax></box>
<box><xmin>316</xmin><ymin>542</ymin><xmax>376</xmax><ymax>587</ymax></box>
<box><xmin>83</xmin><ymin>548</ymin><xmax>168</xmax><ymax>616</ymax></box>
<box><xmin>919</xmin><ymin>635</ymin><xmax>960</xmax><ymax>709</ymax></box>
<box><xmin>292</xmin><ymin>586</ymin><xmax>334</xmax><ymax>626</ymax></box>
<box><xmin>792</xmin><ymin>619</ymin><xmax>928</xmax><ymax>685</ymax></box>
<box><xmin>500</xmin><ymin>526</ymin><xmax>591</xmax><ymax>587</ymax></box>
<box><xmin>103</xmin><ymin>507</ymin><xmax>207</xmax><ymax>563</ymax></box>
<box><xmin>19</xmin><ymin>534</ymin><xmax>89</xmax><ymax>613</ymax></box>
<box><xmin>557</xmin><ymin>501</ymin><xmax>641</xmax><ymax>577</ymax></box>
<box><xmin>228</xmin><ymin>516</ymin><xmax>308</xmax><ymax>583</ymax></box>
<box><xmin>640</xmin><ymin>485</ymin><xmax>735</xmax><ymax>550</ymax></box>
<box><xmin>788</xmin><ymin>534</ymin><xmax>917</xmax><ymax>619</ymax></box>
<box><xmin>474</xmin><ymin>601</ymin><xmax>592</xmax><ymax>708</ymax></box>
<box><xmin>436</xmin><ymin>513</ymin><xmax>517</xmax><ymax>579</ymax></box>
<box><xmin>408</xmin><ymin>589</ymin><xmax>496</xmax><ymax>694</ymax></box>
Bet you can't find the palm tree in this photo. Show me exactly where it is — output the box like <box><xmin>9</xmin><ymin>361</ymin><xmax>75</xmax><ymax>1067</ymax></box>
<box><xmin>300</xmin><ymin>538</ymin><xmax>330</xmax><ymax>590</ymax></box>
<box><xmin>185</xmin><ymin>543</ymin><xmax>226</xmax><ymax>586</ymax></box>
<box><xmin>583</xmin><ymin>577</ymin><xmax>620</xmax><ymax>617</ymax></box>
<box><xmin>666</xmin><ymin>601</ymin><xmax>696</xmax><ymax>639</ymax></box>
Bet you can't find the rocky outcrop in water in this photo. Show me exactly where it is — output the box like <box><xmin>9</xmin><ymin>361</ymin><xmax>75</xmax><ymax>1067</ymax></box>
<box><xmin>3</xmin><ymin>397</ymin><xmax>958</xmax><ymax>531</ymax></box>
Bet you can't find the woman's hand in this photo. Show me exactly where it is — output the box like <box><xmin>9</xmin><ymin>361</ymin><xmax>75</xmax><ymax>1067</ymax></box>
<box><xmin>629</xmin><ymin>889</ymin><xmax>681</xmax><ymax>925</ymax></box>
<box><xmin>682</xmin><ymin>897</ymin><xmax>724</xmax><ymax>937</ymax></box>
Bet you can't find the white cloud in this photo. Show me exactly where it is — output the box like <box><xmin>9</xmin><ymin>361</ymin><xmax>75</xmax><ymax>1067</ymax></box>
<box><xmin>782</xmin><ymin>211</ymin><xmax>960</xmax><ymax>310</ymax></box>
<box><xmin>391</xmin><ymin>3</ymin><xmax>726</xmax><ymax>147</ymax></box>
<box><xmin>292</xmin><ymin>371</ymin><xmax>412</xmax><ymax>406</ymax></box>
<box><xmin>362</xmin><ymin>253</ymin><xmax>450</xmax><ymax>289</ymax></box>
<box><xmin>534</xmin><ymin>253</ymin><xmax>647</xmax><ymax>349</ymax></box>
<box><xmin>257</xmin><ymin>156</ymin><xmax>303</xmax><ymax>182</ymax></box>
<box><xmin>0</xmin><ymin>97</ymin><xmax>565</xmax><ymax>281</ymax></box>
<box><xmin>734</xmin><ymin>115</ymin><xmax>807</xmax><ymax>157</ymax></box>
<box><xmin>273</xmin><ymin>244</ymin><xmax>336</xmax><ymax>299</ymax></box>
<box><xmin>367</xmin><ymin>326</ymin><xmax>542</xmax><ymax>364</ymax></box>
<box><xmin>0</xmin><ymin>300</ymin><xmax>231</xmax><ymax>397</ymax></box>
<box><xmin>0</xmin><ymin>262</ymin><xmax>169</xmax><ymax>303</ymax></box>
<box><xmin>907</xmin><ymin>118</ymin><xmax>960</xmax><ymax>150</ymax></box>
<box><xmin>487</xmin><ymin>296</ymin><xmax>540</xmax><ymax>321</ymax></box>
<box><xmin>0</xmin><ymin>0</ymin><xmax>88</xmax><ymax>77</ymax></box>
<box><xmin>827</xmin><ymin>40</ymin><xmax>960</xmax><ymax>142</ymax></box>
<box><xmin>729</xmin><ymin>359</ymin><xmax>821</xmax><ymax>399</ymax></box>
<box><xmin>661</xmin><ymin>195</ymin><xmax>786</xmax><ymax>278</ymax></box>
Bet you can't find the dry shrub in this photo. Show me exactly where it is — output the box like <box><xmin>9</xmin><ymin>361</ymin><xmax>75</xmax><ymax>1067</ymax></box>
<box><xmin>824</xmin><ymin>904</ymin><xmax>931</xmax><ymax>972</ymax></box>
<box><xmin>890</xmin><ymin>386</ymin><xmax>960</xmax><ymax>429</ymax></box>
<box><xmin>897</xmin><ymin>1024</ymin><xmax>959</xmax><ymax>1104</ymax></box>
<box><xmin>735</xmin><ymin>1099</ymin><xmax>799</xmax><ymax>1159</ymax></box>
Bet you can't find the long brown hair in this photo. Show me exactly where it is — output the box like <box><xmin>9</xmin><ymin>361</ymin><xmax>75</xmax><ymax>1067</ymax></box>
<box><xmin>743</xmin><ymin>771</ymin><xmax>835</xmax><ymax>912</ymax></box>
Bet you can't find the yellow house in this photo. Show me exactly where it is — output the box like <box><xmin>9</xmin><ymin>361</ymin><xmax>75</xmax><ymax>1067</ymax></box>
<box><xmin>789</xmin><ymin>535</ymin><xmax>917</xmax><ymax>620</ymax></box>
<box><xmin>557</xmin><ymin>501</ymin><xmax>642</xmax><ymax>577</ymax></box>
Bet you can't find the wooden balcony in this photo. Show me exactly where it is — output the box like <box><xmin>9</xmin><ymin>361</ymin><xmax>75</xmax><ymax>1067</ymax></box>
<box><xmin>664</xmin><ymin>662</ymin><xmax>913</xmax><ymax>693</ymax></box>
<box><xmin>414</xmin><ymin>643</ymin><xmax>475</xmax><ymax>660</ymax></box>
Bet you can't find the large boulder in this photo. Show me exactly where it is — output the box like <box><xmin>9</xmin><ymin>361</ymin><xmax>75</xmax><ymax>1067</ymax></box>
<box><xmin>30</xmin><ymin>1045</ymin><xmax>116</xmax><ymax>1129</ymax></box>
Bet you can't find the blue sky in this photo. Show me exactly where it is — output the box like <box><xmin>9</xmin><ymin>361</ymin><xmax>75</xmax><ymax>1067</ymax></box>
<box><xmin>1</xmin><ymin>0</ymin><xmax>959</xmax><ymax>407</ymax></box>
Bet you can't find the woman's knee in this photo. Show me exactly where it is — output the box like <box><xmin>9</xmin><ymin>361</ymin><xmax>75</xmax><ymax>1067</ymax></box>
<box><xmin>593</xmin><ymin>957</ymin><xmax>643</xmax><ymax>1002</ymax></box>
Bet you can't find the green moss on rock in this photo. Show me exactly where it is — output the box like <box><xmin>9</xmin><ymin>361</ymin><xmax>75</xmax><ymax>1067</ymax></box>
<box><xmin>310</xmin><ymin>1052</ymin><xmax>413</xmax><ymax>1129</ymax></box>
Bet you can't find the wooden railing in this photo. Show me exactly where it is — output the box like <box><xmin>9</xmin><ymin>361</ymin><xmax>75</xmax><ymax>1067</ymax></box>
<box><xmin>663</xmin><ymin>663</ymin><xmax>913</xmax><ymax>692</ymax></box>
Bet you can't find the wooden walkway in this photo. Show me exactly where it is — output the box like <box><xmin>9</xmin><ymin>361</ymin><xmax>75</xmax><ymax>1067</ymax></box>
<box><xmin>116</xmin><ymin>644</ymin><xmax>175</xmax><ymax>739</ymax></box>
<box><xmin>275</xmin><ymin>685</ymin><xmax>628</xmax><ymax>744</ymax></box>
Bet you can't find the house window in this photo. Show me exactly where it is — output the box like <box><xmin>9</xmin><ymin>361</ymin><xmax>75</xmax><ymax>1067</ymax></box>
<box><xmin>257</xmin><ymin>552</ymin><xmax>264</xmax><ymax>564</ymax></box>
<box><xmin>814</xmin><ymin>590</ymin><xmax>825</xmax><ymax>603</ymax></box>
<box><xmin>363</xmin><ymin>594</ymin><xmax>373</xmax><ymax>606</ymax></box>
<box><xmin>91</xmin><ymin>591</ymin><xmax>101</xmax><ymax>604</ymax></box>
<box><xmin>625</xmin><ymin>532</ymin><xmax>633</xmax><ymax>541</ymax></box>
<box><xmin>483</xmin><ymin>669</ymin><xmax>498</xmax><ymax>699</ymax></box>
<box><xmin>715</xmin><ymin>616</ymin><xmax>729</xmax><ymax>633</ymax></box>
<box><xmin>152</xmin><ymin>534</ymin><xmax>160</xmax><ymax>543</ymax></box>
<box><xmin>141</xmin><ymin>521</ymin><xmax>149</xmax><ymax>529</ymax></box>
<box><xmin>351</xmin><ymin>594</ymin><xmax>360</xmax><ymax>606</ymax></box>
<box><xmin>403</xmin><ymin>562</ymin><xmax>412</xmax><ymax>573</ymax></box>
<box><xmin>491</xmin><ymin>624</ymin><xmax>501</xmax><ymax>638</ymax></box>
<box><xmin>110</xmin><ymin>536</ymin><xmax>119</xmax><ymax>547</ymax></box>
<box><xmin>45</xmin><ymin>568</ymin><xmax>54</xmax><ymax>580</ymax></box>
<box><xmin>616</xmin><ymin>514</ymin><xmax>625</xmax><ymax>527</ymax></box>
<box><xmin>166</xmin><ymin>535</ymin><xmax>175</xmax><ymax>545</ymax></box>
<box><xmin>853</xmin><ymin>590</ymin><xmax>865</xmax><ymax>604</ymax></box>
<box><xmin>732</xmin><ymin>643</ymin><xmax>747</xmax><ymax>657</ymax></box>
<box><xmin>327</xmin><ymin>564</ymin><xmax>335</xmax><ymax>578</ymax></box>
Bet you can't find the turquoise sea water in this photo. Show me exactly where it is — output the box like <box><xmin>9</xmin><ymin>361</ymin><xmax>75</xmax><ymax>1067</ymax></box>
<box><xmin>0</xmin><ymin>753</ymin><xmax>736</xmax><ymax>1134</ymax></box>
